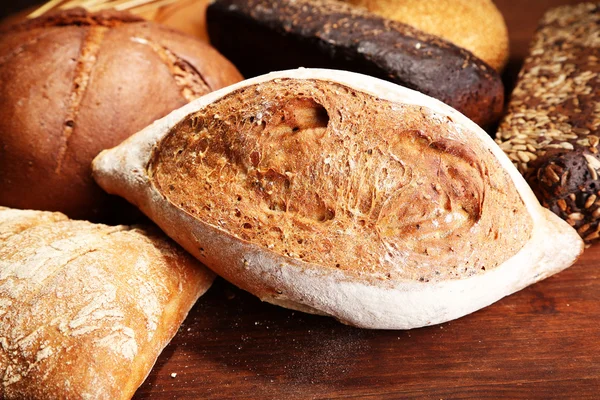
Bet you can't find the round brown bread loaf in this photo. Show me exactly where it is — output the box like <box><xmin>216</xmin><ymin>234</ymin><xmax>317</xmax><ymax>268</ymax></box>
<box><xmin>0</xmin><ymin>8</ymin><xmax>242</xmax><ymax>221</ymax></box>
<box><xmin>343</xmin><ymin>0</ymin><xmax>509</xmax><ymax>72</ymax></box>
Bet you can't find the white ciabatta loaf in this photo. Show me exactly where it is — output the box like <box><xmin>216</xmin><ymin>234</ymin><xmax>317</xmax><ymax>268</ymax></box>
<box><xmin>0</xmin><ymin>207</ymin><xmax>214</xmax><ymax>399</ymax></box>
<box><xmin>93</xmin><ymin>69</ymin><xmax>583</xmax><ymax>330</ymax></box>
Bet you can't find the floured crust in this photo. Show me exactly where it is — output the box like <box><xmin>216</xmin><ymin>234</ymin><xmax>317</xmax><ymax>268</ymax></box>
<box><xmin>0</xmin><ymin>206</ymin><xmax>215</xmax><ymax>399</ymax></box>
<box><xmin>149</xmin><ymin>79</ymin><xmax>531</xmax><ymax>283</ymax></box>
<box><xmin>93</xmin><ymin>69</ymin><xmax>583</xmax><ymax>329</ymax></box>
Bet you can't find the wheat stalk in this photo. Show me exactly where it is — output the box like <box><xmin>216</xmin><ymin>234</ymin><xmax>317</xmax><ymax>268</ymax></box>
<box><xmin>28</xmin><ymin>0</ymin><xmax>66</xmax><ymax>18</ymax></box>
<box><xmin>28</xmin><ymin>0</ymin><xmax>177</xmax><ymax>18</ymax></box>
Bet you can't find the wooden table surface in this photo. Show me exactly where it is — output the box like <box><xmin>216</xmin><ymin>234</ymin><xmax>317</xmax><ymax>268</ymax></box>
<box><xmin>4</xmin><ymin>0</ymin><xmax>597</xmax><ymax>398</ymax></box>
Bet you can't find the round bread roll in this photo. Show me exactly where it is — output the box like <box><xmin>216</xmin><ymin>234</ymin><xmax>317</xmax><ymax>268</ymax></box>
<box><xmin>343</xmin><ymin>0</ymin><xmax>509</xmax><ymax>72</ymax></box>
<box><xmin>0</xmin><ymin>8</ymin><xmax>242</xmax><ymax>221</ymax></box>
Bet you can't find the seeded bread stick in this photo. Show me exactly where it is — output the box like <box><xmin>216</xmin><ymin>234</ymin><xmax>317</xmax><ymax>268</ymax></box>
<box><xmin>496</xmin><ymin>3</ymin><xmax>600</xmax><ymax>243</ymax></box>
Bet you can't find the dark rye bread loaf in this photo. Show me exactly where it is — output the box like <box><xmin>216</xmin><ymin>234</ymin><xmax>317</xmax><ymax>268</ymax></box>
<box><xmin>0</xmin><ymin>8</ymin><xmax>242</xmax><ymax>221</ymax></box>
<box><xmin>206</xmin><ymin>0</ymin><xmax>504</xmax><ymax>127</ymax></box>
<box><xmin>496</xmin><ymin>3</ymin><xmax>600</xmax><ymax>243</ymax></box>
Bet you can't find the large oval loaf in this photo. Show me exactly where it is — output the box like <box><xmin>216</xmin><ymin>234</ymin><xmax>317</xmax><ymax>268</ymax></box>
<box><xmin>93</xmin><ymin>69</ymin><xmax>583</xmax><ymax>329</ymax></box>
<box><xmin>206</xmin><ymin>0</ymin><xmax>504</xmax><ymax>127</ymax></box>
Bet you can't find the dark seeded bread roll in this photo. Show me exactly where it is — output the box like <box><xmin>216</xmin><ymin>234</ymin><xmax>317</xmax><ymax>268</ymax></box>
<box><xmin>496</xmin><ymin>3</ymin><xmax>600</xmax><ymax>243</ymax></box>
<box><xmin>206</xmin><ymin>0</ymin><xmax>504</xmax><ymax>127</ymax></box>
<box><xmin>0</xmin><ymin>8</ymin><xmax>242</xmax><ymax>221</ymax></box>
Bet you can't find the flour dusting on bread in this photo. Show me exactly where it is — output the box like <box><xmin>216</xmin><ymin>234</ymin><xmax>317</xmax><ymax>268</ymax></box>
<box><xmin>0</xmin><ymin>206</ymin><xmax>214</xmax><ymax>399</ymax></box>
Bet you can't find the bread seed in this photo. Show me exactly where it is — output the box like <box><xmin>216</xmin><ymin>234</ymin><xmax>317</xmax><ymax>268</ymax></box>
<box><xmin>557</xmin><ymin>199</ymin><xmax>567</xmax><ymax>211</ymax></box>
<box><xmin>578</xmin><ymin>223</ymin><xmax>591</xmax><ymax>234</ymax></box>
<box><xmin>569</xmin><ymin>212</ymin><xmax>584</xmax><ymax>221</ymax></box>
<box><xmin>585</xmin><ymin>231</ymin><xmax>600</xmax><ymax>241</ymax></box>
<box><xmin>585</xmin><ymin>195</ymin><xmax>597</xmax><ymax>209</ymax></box>
<box><xmin>573</xmin><ymin>127</ymin><xmax>590</xmax><ymax>135</ymax></box>
<box><xmin>560</xmin><ymin>142</ymin><xmax>574</xmax><ymax>150</ymax></box>
<box><xmin>589</xmin><ymin>165</ymin><xmax>599</xmax><ymax>181</ymax></box>
<box><xmin>545</xmin><ymin>166</ymin><xmax>560</xmax><ymax>183</ymax></box>
<box><xmin>517</xmin><ymin>151</ymin><xmax>530</xmax><ymax>163</ymax></box>
<box><xmin>584</xmin><ymin>154</ymin><xmax>600</xmax><ymax>170</ymax></box>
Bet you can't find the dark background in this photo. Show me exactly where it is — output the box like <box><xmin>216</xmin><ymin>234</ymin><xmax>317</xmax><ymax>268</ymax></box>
<box><xmin>0</xmin><ymin>1</ymin><xmax>41</xmax><ymax>20</ymax></box>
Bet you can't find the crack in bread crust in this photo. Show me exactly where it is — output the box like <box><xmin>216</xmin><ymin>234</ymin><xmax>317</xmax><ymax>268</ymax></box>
<box><xmin>55</xmin><ymin>26</ymin><xmax>107</xmax><ymax>174</ymax></box>
<box><xmin>130</xmin><ymin>36</ymin><xmax>212</xmax><ymax>102</ymax></box>
<box><xmin>149</xmin><ymin>78</ymin><xmax>532</xmax><ymax>283</ymax></box>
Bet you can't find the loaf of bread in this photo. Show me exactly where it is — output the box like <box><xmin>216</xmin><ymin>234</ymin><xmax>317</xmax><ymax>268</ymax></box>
<box><xmin>151</xmin><ymin>0</ymin><xmax>211</xmax><ymax>41</ymax></box>
<box><xmin>206</xmin><ymin>0</ymin><xmax>504</xmax><ymax>127</ymax></box>
<box><xmin>343</xmin><ymin>0</ymin><xmax>509</xmax><ymax>72</ymax></box>
<box><xmin>93</xmin><ymin>69</ymin><xmax>583</xmax><ymax>329</ymax></box>
<box><xmin>0</xmin><ymin>8</ymin><xmax>242</xmax><ymax>221</ymax></box>
<box><xmin>0</xmin><ymin>207</ymin><xmax>215</xmax><ymax>399</ymax></box>
<box><xmin>496</xmin><ymin>3</ymin><xmax>600</xmax><ymax>243</ymax></box>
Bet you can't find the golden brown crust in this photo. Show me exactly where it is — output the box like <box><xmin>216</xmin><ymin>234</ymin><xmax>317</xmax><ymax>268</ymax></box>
<box><xmin>0</xmin><ymin>8</ymin><xmax>242</xmax><ymax>221</ymax></box>
<box><xmin>344</xmin><ymin>0</ymin><xmax>509</xmax><ymax>72</ymax></box>
<box><xmin>0</xmin><ymin>206</ymin><xmax>215</xmax><ymax>399</ymax></box>
<box><xmin>149</xmin><ymin>79</ymin><xmax>532</xmax><ymax>283</ymax></box>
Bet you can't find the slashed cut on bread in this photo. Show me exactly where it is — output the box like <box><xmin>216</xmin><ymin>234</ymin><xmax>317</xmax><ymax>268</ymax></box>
<box><xmin>0</xmin><ymin>207</ymin><xmax>214</xmax><ymax>399</ymax></box>
<box><xmin>93</xmin><ymin>69</ymin><xmax>583</xmax><ymax>329</ymax></box>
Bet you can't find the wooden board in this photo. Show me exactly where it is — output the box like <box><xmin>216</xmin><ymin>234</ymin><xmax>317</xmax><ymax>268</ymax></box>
<box><xmin>134</xmin><ymin>244</ymin><xmax>600</xmax><ymax>399</ymax></box>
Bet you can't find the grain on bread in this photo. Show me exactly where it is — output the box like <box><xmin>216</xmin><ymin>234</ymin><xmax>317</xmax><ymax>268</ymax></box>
<box><xmin>495</xmin><ymin>3</ymin><xmax>600</xmax><ymax>243</ymax></box>
<box><xmin>93</xmin><ymin>69</ymin><xmax>583</xmax><ymax>329</ymax></box>
<box><xmin>0</xmin><ymin>206</ymin><xmax>214</xmax><ymax>399</ymax></box>
<box><xmin>206</xmin><ymin>0</ymin><xmax>504</xmax><ymax>127</ymax></box>
<box><xmin>0</xmin><ymin>8</ymin><xmax>242</xmax><ymax>221</ymax></box>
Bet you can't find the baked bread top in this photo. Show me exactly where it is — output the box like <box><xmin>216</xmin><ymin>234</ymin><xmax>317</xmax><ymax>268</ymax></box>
<box><xmin>149</xmin><ymin>78</ymin><xmax>531</xmax><ymax>283</ymax></box>
<box><xmin>0</xmin><ymin>207</ymin><xmax>214</xmax><ymax>399</ymax></box>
